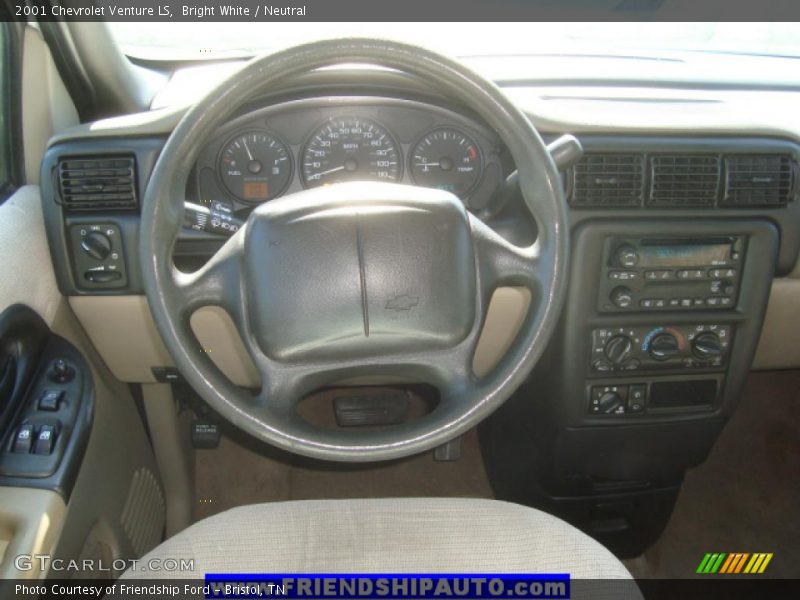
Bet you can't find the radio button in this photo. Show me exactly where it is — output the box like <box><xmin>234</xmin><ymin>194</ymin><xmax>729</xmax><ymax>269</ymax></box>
<box><xmin>668</xmin><ymin>298</ymin><xmax>681</xmax><ymax>307</ymax></box>
<box><xmin>609</xmin><ymin>270</ymin><xmax>637</xmax><ymax>281</ymax></box>
<box><xmin>706</xmin><ymin>297</ymin><xmax>721</xmax><ymax>306</ymax></box>
<box><xmin>680</xmin><ymin>298</ymin><xmax>693</xmax><ymax>307</ymax></box>
<box><xmin>654</xmin><ymin>299</ymin><xmax>666</xmax><ymax>308</ymax></box>
<box><xmin>709</xmin><ymin>268</ymin><xmax>737</xmax><ymax>278</ymax></box>
<box><xmin>640</xmin><ymin>299</ymin><xmax>654</xmax><ymax>308</ymax></box>
<box><xmin>693</xmin><ymin>298</ymin><xmax>705</xmax><ymax>306</ymax></box>
<box><xmin>645</xmin><ymin>269</ymin><xmax>674</xmax><ymax>280</ymax></box>
<box><xmin>677</xmin><ymin>269</ymin><xmax>705</xmax><ymax>280</ymax></box>
<box><xmin>720</xmin><ymin>297</ymin><xmax>732</xmax><ymax>306</ymax></box>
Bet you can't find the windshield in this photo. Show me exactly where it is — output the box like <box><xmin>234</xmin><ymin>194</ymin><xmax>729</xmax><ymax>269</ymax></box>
<box><xmin>109</xmin><ymin>22</ymin><xmax>800</xmax><ymax>61</ymax></box>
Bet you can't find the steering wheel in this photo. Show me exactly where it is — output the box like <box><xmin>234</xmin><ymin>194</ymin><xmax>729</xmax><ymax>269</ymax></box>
<box><xmin>140</xmin><ymin>39</ymin><xmax>568</xmax><ymax>462</ymax></box>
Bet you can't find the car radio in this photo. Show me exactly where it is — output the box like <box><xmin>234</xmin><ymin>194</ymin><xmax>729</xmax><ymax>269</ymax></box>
<box><xmin>597</xmin><ymin>236</ymin><xmax>745</xmax><ymax>312</ymax></box>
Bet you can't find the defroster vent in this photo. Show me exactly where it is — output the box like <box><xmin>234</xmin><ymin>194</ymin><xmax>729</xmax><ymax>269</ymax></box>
<box><xmin>57</xmin><ymin>156</ymin><xmax>137</xmax><ymax>212</ymax></box>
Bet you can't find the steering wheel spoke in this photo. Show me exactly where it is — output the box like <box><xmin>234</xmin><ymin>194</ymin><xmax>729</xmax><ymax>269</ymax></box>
<box><xmin>471</xmin><ymin>215</ymin><xmax>547</xmax><ymax>296</ymax></box>
<box><xmin>172</xmin><ymin>234</ymin><xmax>245</xmax><ymax>319</ymax></box>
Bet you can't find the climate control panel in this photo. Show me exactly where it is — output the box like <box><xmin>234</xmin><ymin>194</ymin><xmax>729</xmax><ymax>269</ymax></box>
<box><xmin>590</xmin><ymin>323</ymin><xmax>732</xmax><ymax>374</ymax></box>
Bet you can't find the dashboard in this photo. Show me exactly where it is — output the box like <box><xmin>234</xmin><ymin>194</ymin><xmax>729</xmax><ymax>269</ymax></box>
<box><xmin>189</xmin><ymin>98</ymin><xmax>509</xmax><ymax>218</ymax></box>
<box><xmin>32</xmin><ymin>59</ymin><xmax>800</xmax><ymax>560</ymax></box>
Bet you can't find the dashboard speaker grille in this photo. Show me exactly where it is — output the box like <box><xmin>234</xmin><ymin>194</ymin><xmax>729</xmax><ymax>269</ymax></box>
<box><xmin>648</xmin><ymin>155</ymin><xmax>720</xmax><ymax>207</ymax></box>
<box><xmin>570</xmin><ymin>153</ymin><xmax>645</xmax><ymax>207</ymax></box>
<box><xmin>57</xmin><ymin>155</ymin><xmax>138</xmax><ymax>212</ymax></box>
<box><xmin>722</xmin><ymin>154</ymin><xmax>795</xmax><ymax>206</ymax></box>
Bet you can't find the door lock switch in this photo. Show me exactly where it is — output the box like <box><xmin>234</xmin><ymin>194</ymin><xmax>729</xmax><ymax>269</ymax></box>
<box><xmin>38</xmin><ymin>389</ymin><xmax>64</xmax><ymax>411</ymax></box>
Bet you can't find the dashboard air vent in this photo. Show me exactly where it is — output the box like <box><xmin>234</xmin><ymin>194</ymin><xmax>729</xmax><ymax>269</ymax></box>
<box><xmin>57</xmin><ymin>156</ymin><xmax>137</xmax><ymax>212</ymax></box>
<box><xmin>722</xmin><ymin>154</ymin><xmax>795</xmax><ymax>206</ymax></box>
<box><xmin>570</xmin><ymin>153</ymin><xmax>645</xmax><ymax>207</ymax></box>
<box><xmin>648</xmin><ymin>155</ymin><xmax>720</xmax><ymax>207</ymax></box>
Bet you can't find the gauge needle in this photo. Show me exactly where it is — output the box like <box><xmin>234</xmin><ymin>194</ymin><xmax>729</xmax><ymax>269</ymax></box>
<box><xmin>243</xmin><ymin>139</ymin><xmax>254</xmax><ymax>161</ymax></box>
<box><xmin>416</xmin><ymin>162</ymin><xmax>441</xmax><ymax>167</ymax></box>
<box><xmin>312</xmin><ymin>165</ymin><xmax>346</xmax><ymax>179</ymax></box>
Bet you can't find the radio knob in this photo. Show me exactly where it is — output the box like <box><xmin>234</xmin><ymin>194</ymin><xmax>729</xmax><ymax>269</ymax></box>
<box><xmin>604</xmin><ymin>335</ymin><xmax>633</xmax><ymax>365</ymax></box>
<box><xmin>692</xmin><ymin>331</ymin><xmax>723</xmax><ymax>358</ymax></box>
<box><xmin>649</xmin><ymin>332</ymin><xmax>680</xmax><ymax>361</ymax></box>
<box><xmin>615</xmin><ymin>245</ymin><xmax>639</xmax><ymax>268</ymax></box>
<box><xmin>610</xmin><ymin>287</ymin><xmax>634</xmax><ymax>309</ymax></box>
<box><xmin>598</xmin><ymin>391</ymin><xmax>625</xmax><ymax>414</ymax></box>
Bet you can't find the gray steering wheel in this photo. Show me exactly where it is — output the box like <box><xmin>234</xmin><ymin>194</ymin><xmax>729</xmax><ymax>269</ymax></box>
<box><xmin>140</xmin><ymin>39</ymin><xmax>568</xmax><ymax>462</ymax></box>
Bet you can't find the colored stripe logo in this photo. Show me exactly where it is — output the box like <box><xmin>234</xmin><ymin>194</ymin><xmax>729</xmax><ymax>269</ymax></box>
<box><xmin>697</xmin><ymin>552</ymin><xmax>773</xmax><ymax>574</ymax></box>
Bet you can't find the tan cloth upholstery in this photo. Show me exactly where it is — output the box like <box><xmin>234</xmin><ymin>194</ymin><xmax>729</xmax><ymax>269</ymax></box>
<box><xmin>125</xmin><ymin>498</ymin><xmax>635</xmax><ymax>590</ymax></box>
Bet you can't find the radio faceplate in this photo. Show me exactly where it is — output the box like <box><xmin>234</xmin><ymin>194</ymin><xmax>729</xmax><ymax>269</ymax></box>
<box><xmin>597</xmin><ymin>236</ymin><xmax>745</xmax><ymax>312</ymax></box>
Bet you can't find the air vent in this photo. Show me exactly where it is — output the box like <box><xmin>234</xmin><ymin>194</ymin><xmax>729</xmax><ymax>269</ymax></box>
<box><xmin>570</xmin><ymin>153</ymin><xmax>645</xmax><ymax>207</ymax></box>
<box><xmin>722</xmin><ymin>154</ymin><xmax>795</xmax><ymax>206</ymax></box>
<box><xmin>648</xmin><ymin>155</ymin><xmax>720</xmax><ymax>207</ymax></box>
<box><xmin>57</xmin><ymin>156</ymin><xmax>137</xmax><ymax>211</ymax></box>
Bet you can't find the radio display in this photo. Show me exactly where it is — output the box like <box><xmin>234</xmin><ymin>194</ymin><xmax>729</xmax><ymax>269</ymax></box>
<box><xmin>638</xmin><ymin>242</ymin><xmax>732</xmax><ymax>267</ymax></box>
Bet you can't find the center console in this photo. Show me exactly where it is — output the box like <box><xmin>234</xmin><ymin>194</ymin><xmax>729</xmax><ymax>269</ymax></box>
<box><xmin>482</xmin><ymin>217</ymin><xmax>781</xmax><ymax>556</ymax></box>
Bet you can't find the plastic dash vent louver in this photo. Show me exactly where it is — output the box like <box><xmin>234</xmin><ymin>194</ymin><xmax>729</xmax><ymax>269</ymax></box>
<box><xmin>570</xmin><ymin>153</ymin><xmax>645</xmax><ymax>207</ymax></box>
<box><xmin>648</xmin><ymin>155</ymin><xmax>720</xmax><ymax>207</ymax></box>
<box><xmin>57</xmin><ymin>156</ymin><xmax>137</xmax><ymax>211</ymax></box>
<box><xmin>722</xmin><ymin>154</ymin><xmax>795</xmax><ymax>206</ymax></box>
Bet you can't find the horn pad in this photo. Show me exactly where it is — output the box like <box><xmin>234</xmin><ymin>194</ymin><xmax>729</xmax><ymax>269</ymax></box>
<box><xmin>244</xmin><ymin>183</ymin><xmax>476</xmax><ymax>362</ymax></box>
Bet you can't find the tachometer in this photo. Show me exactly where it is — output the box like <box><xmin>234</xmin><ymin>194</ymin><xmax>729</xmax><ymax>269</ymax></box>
<box><xmin>410</xmin><ymin>128</ymin><xmax>483</xmax><ymax>197</ymax></box>
<box><xmin>219</xmin><ymin>130</ymin><xmax>292</xmax><ymax>202</ymax></box>
<box><xmin>302</xmin><ymin>117</ymin><xmax>401</xmax><ymax>187</ymax></box>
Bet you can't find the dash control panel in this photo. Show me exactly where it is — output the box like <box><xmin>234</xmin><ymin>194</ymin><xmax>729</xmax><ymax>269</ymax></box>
<box><xmin>590</xmin><ymin>324</ymin><xmax>732</xmax><ymax>374</ymax></box>
<box><xmin>69</xmin><ymin>223</ymin><xmax>127</xmax><ymax>289</ymax></box>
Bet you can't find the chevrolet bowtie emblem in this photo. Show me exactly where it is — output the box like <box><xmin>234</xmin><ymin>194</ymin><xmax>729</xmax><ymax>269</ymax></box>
<box><xmin>385</xmin><ymin>294</ymin><xmax>420</xmax><ymax>311</ymax></box>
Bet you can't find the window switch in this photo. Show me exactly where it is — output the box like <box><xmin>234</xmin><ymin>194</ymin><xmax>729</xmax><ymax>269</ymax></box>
<box><xmin>13</xmin><ymin>424</ymin><xmax>35</xmax><ymax>454</ymax></box>
<box><xmin>33</xmin><ymin>425</ymin><xmax>57</xmax><ymax>455</ymax></box>
<box><xmin>38</xmin><ymin>389</ymin><xmax>63</xmax><ymax>411</ymax></box>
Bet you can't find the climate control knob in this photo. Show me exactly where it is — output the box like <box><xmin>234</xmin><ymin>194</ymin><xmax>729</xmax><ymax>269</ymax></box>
<box><xmin>604</xmin><ymin>335</ymin><xmax>633</xmax><ymax>364</ymax></box>
<box><xmin>614</xmin><ymin>245</ymin><xmax>639</xmax><ymax>267</ymax></box>
<box><xmin>80</xmin><ymin>231</ymin><xmax>112</xmax><ymax>261</ymax></box>
<box><xmin>649</xmin><ymin>332</ymin><xmax>680</xmax><ymax>361</ymax></box>
<box><xmin>692</xmin><ymin>331</ymin><xmax>723</xmax><ymax>358</ymax></box>
<box><xmin>610</xmin><ymin>287</ymin><xmax>633</xmax><ymax>309</ymax></box>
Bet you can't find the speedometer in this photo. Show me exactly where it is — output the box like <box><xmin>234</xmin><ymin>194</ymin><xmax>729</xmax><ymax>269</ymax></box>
<box><xmin>302</xmin><ymin>117</ymin><xmax>402</xmax><ymax>187</ymax></box>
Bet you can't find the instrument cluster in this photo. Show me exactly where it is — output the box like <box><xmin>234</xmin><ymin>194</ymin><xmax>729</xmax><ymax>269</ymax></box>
<box><xmin>192</xmin><ymin>97</ymin><xmax>507</xmax><ymax>216</ymax></box>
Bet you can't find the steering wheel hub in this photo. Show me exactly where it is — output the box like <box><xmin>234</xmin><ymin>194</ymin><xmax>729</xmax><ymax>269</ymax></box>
<box><xmin>246</xmin><ymin>182</ymin><xmax>475</xmax><ymax>363</ymax></box>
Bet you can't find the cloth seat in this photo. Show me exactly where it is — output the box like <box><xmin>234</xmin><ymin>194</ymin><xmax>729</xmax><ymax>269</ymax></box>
<box><xmin>124</xmin><ymin>498</ymin><xmax>639</xmax><ymax>597</ymax></box>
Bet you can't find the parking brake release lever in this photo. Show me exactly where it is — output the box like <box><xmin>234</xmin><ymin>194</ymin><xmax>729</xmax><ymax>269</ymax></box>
<box><xmin>183</xmin><ymin>201</ymin><xmax>244</xmax><ymax>237</ymax></box>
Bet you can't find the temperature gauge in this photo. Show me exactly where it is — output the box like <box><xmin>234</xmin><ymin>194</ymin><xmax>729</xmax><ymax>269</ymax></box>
<box><xmin>410</xmin><ymin>128</ymin><xmax>483</xmax><ymax>197</ymax></box>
